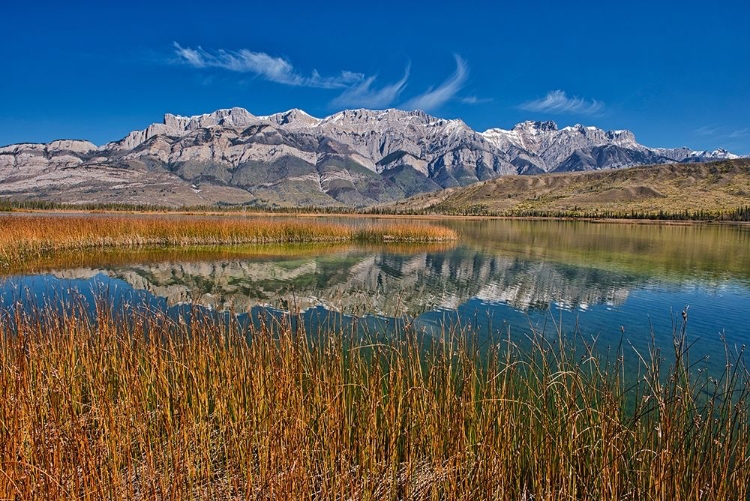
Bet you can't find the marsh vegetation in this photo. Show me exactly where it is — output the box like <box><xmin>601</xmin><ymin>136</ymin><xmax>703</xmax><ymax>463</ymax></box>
<box><xmin>1</xmin><ymin>302</ymin><xmax>748</xmax><ymax>499</ymax></box>
<box><xmin>0</xmin><ymin>215</ymin><xmax>457</xmax><ymax>270</ymax></box>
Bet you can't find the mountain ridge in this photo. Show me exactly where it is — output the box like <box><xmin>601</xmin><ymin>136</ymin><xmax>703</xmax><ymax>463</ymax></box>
<box><xmin>0</xmin><ymin>107</ymin><xmax>741</xmax><ymax>208</ymax></box>
<box><xmin>384</xmin><ymin>158</ymin><xmax>750</xmax><ymax>216</ymax></box>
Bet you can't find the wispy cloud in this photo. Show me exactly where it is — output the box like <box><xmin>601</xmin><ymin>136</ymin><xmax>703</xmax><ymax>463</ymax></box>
<box><xmin>173</xmin><ymin>42</ymin><xmax>363</xmax><ymax>89</ymax></box>
<box><xmin>519</xmin><ymin>90</ymin><xmax>603</xmax><ymax>115</ymax></box>
<box><xmin>172</xmin><ymin>44</ymin><xmax>479</xmax><ymax>112</ymax></box>
<box><xmin>460</xmin><ymin>95</ymin><xmax>492</xmax><ymax>105</ymax></box>
<box><xmin>402</xmin><ymin>55</ymin><xmax>468</xmax><ymax>111</ymax></box>
<box><xmin>330</xmin><ymin>66</ymin><xmax>410</xmax><ymax>109</ymax></box>
<box><xmin>694</xmin><ymin>124</ymin><xmax>721</xmax><ymax>136</ymax></box>
<box><xmin>729</xmin><ymin>128</ymin><xmax>749</xmax><ymax>139</ymax></box>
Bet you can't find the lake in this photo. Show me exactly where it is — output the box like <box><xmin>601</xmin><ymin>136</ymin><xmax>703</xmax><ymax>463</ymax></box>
<box><xmin>2</xmin><ymin>217</ymin><xmax>749</xmax><ymax>372</ymax></box>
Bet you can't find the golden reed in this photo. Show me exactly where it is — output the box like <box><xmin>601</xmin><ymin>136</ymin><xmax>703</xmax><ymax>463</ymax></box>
<box><xmin>0</xmin><ymin>215</ymin><xmax>457</xmax><ymax>269</ymax></box>
<box><xmin>0</xmin><ymin>301</ymin><xmax>747</xmax><ymax>500</ymax></box>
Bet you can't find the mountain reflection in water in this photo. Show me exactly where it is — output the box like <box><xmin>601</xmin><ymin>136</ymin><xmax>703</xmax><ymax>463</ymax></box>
<box><xmin>38</xmin><ymin>247</ymin><xmax>637</xmax><ymax>317</ymax></box>
<box><xmin>1</xmin><ymin>218</ymin><xmax>749</xmax><ymax>369</ymax></box>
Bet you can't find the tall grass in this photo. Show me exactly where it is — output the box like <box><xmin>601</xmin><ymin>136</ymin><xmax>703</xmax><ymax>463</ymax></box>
<box><xmin>0</xmin><ymin>215</ymin><xmax>457</xmax><ymax>270</ymax></box>
<box><xmin>1</xmin><ymin>300</ymin><xmax>747</xmax><ymax>499</ymax></box>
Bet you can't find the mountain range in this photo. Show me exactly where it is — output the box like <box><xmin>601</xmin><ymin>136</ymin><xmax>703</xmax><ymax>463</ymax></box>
<box><xmin>0</xmin><ymin>107</ymin><xmax>739</xmax><ymax>207</ymax></box>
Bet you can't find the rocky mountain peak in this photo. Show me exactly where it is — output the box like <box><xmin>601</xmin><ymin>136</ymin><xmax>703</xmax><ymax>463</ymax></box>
<box><xmin>514</xmin><ymin>120</ymin><xmax>558</xmax><ymax>133</ymax></box>
<box><xmin>606</xmin><ymin>129</ymin><xmax>635</xmax><ymax>140</ymax></box>
<box><xmin>605</xmin><ymin>129</ymin><xmax>638</xmax><ymax>147</ymax></box>
<box><xmin>47</xmin><ymin>139</ymin><xmax>98</xmax><ymax>153</ymax></box>
<box><xmin>563</xmin><ymin>124</ymin><xmax>601</xmax><ymax>135</ymax></box>
<box><xmin>701</xmin><ymin>148</ymin><xmax>740</xmax><ymax>160</ymax></box>
<box><xmin>267</xmin><ymin>109</ymin><xmax>320</xmax><ymax>127</ymax></box>
<box><xmin>162</xmin><ymin>107</ymin><xmax>257</xmax><ymax>133</ymax></box>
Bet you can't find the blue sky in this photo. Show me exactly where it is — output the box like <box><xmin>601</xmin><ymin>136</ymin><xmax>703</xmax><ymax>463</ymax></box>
<box><xmin>1</xmin><ymin>0</ymin><xmax>748</xmax><ymax>154</ymax></box>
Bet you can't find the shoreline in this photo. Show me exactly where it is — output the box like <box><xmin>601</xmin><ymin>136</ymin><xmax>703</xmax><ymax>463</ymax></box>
<box><xmin>4</xmin><ymin>207</ymin><xmax>750</xmax><ymax>227</ymax></box>
<box><xmin>0</xmin><ymin>215</ymin><xmax>457</xmax><ymax>271</ymax></box>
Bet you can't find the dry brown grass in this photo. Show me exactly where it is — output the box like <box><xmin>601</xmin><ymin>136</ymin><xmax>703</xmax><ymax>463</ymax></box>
<box><xmin>1</xmin><ymin>301</ymin><xmax>748</xmax><ymax>499</ymax></box>
<box><xmin>390</xmin><ymin>159</ymin><xmax>750</xmax><ymax>216</ymax></box>
<box><xmin>0</xmin><ymin>215</ymin><xmax>457</xmax><ymax>270</ymax></box>
<box><xmin>1</xmin><ymin>242</ymin><xmax>458</xmax><ymax>277</ymax></box>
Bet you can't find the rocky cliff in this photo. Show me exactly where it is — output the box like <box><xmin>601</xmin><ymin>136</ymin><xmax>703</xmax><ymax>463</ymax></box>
<box><xmin>0</xmin><ymin>107</ymin><xmax>738</xmax><ymax>207</ymax></box>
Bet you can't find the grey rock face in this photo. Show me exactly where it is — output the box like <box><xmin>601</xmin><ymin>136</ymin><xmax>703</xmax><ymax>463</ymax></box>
<box><xmin>0</xmin><ymin>107</ymin><xmax>740</xmax><ymax>207</ymax></box>
<box><xmin>481</xmin><ymin>121</ymin><xmax>738</xmax><ymax>173</ymax></box>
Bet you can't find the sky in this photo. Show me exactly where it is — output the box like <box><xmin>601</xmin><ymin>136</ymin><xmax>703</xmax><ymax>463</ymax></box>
<box><xmin>1</xmin><ymin>0</ymin><xmax>748</xmax><ymax>154</ymax></box>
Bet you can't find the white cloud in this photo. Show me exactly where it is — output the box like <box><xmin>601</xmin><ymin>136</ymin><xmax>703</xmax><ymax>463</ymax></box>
<box><xmin>460</xmin><ymin>95</ymin><xmax>492</xmax><ymax>105</ymax></box>
<box><xmin>402</xmin><ymin>55</ymin><xmax>468</xmax><ymax>111</ymax></box>
<box><xmin>729</xmin><ymin>128</ymin><xmax>749</xmax><ymax>139</ymax></box>
<box><xmin>173</xmin><ymin>44</ymin><xmax>481</xmax><ymax>112</ymax></box>
<box><xmin>694</xmin><ymin>124</ymin><xmax>721</xmax><ymax>136</ymax></box>
<box><xmin>173</xmin><ymin>42</ymin><xmax>364</xmax><ymax>89</ymax></box>
<box><xmin>330</xmin><ymin>66</ymin><xmax>410</xmax><ymax>109</ymax></box>
<box><xmin>519</xmin><ymin>90</ymin><xmax>603</xmax><ymax>115</ymax></box>
<box><xmin>174</xmin><ymin>44</ymin><xmax>205</xmax><ymax>68</ymax></box>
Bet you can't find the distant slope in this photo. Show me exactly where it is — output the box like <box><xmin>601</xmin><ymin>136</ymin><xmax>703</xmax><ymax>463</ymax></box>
<box><xmin>385</xmin><ymin>159</ymin><xmax>750</xmax><ymax>216</ymax></box>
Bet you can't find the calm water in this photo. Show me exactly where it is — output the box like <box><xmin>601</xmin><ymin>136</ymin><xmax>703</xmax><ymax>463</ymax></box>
<box><xmin>2</xmin><ymin>218</ymin><xmax>749</xmax><ymax>369</ymax></box>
